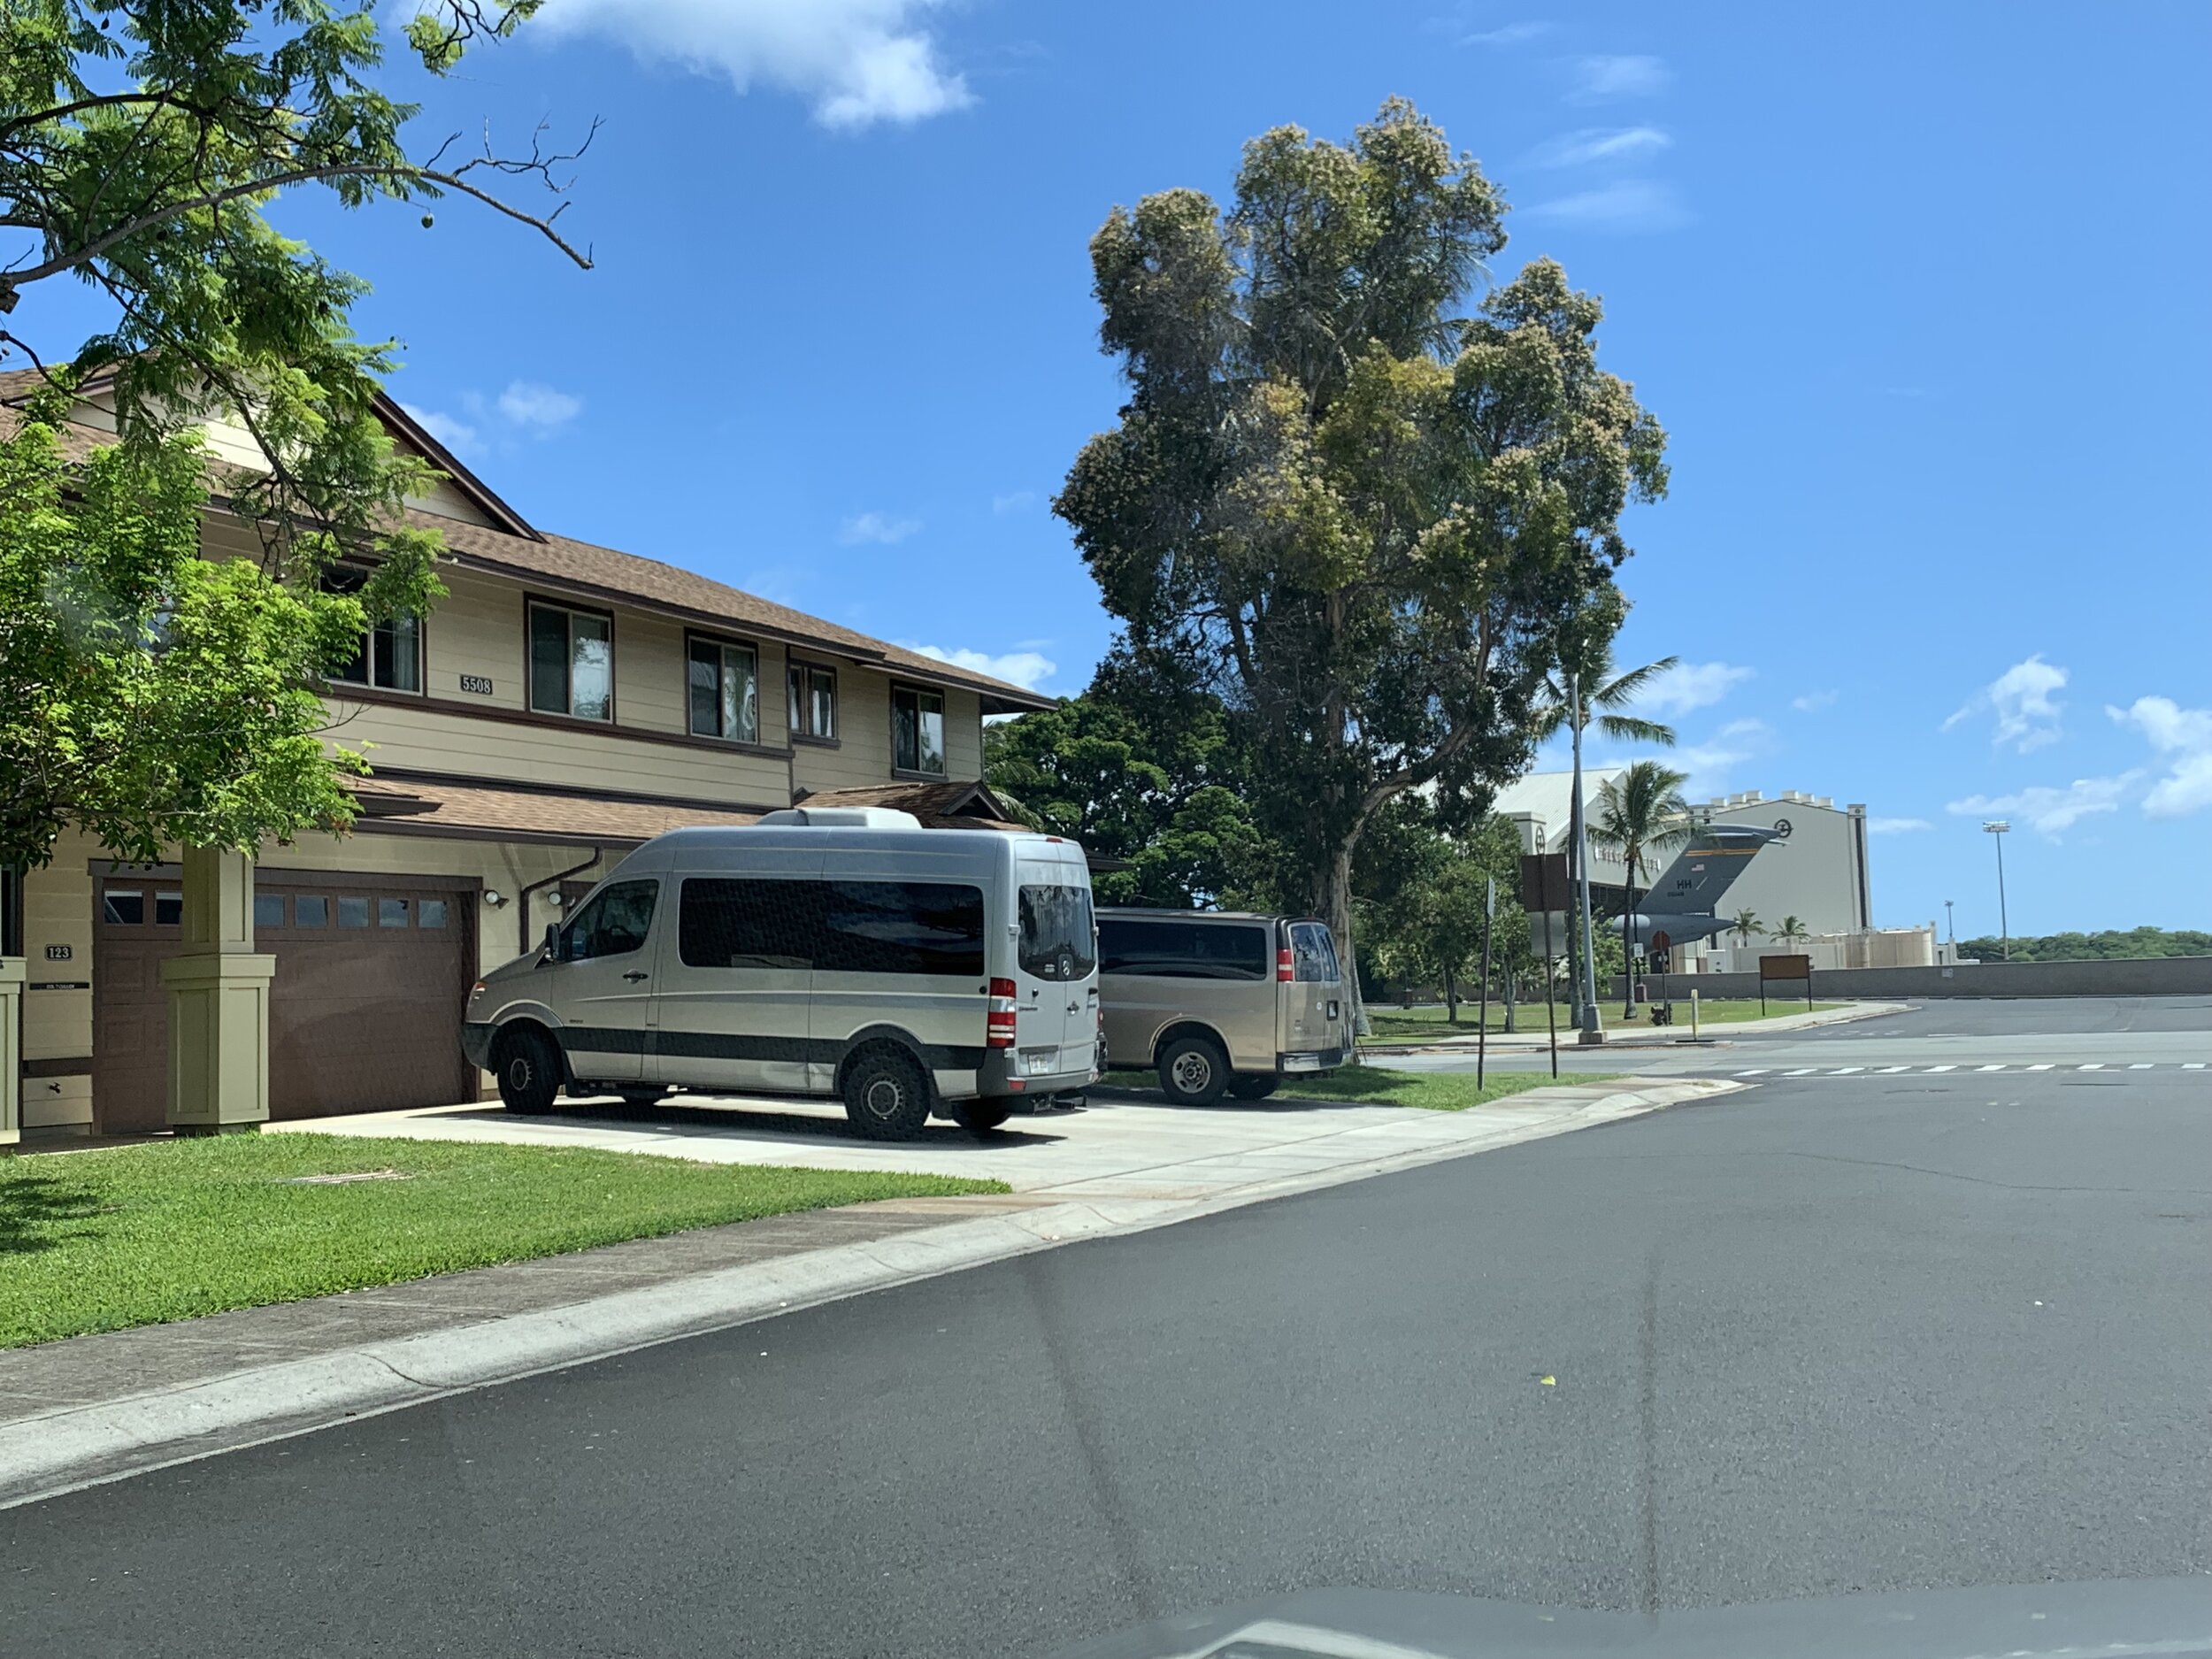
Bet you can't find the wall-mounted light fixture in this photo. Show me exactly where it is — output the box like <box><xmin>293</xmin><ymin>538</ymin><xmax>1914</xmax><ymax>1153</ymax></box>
<box><xmin>483</xmin><ymin>889</ymin><xmax>507</xmax><ymax>909</ymax></box>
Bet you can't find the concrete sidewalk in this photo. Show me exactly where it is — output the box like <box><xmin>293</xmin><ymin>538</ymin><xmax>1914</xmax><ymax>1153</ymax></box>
<box><xmin>0</xmin><ymin>1076</ymin><xmax>1734</xmax><ymax>1509</ymax></box>
<box><xmin>1363</xmin><ymin>999</ymin><xmax>1909</xmax><ymax>1055</ymax></box>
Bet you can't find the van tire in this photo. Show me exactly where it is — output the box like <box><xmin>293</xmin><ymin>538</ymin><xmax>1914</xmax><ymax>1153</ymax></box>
<box><xmin>951</xmin><ymin>1098</ymin><xmax>1014</xmax><ymax>1134</ymax></box>
<box><xmin>842</xmin><ymin>1046</ymin><xmax>933</xmax><ymax>1141</ymax></box>
<box><xmin>493</xmin><ymin>1026</ymin><xmax>563</xmax><ymax>1114</ymax></box>
<box><xmin>1228</xmin><ymin>1075</ymin><xmax>1280</xmax><ymax>1102</ymax></box>
<box><xmin>1157</xmin><ymin>1035</ymin><xmax>1229</xmax><ymax>1107</ymax></box>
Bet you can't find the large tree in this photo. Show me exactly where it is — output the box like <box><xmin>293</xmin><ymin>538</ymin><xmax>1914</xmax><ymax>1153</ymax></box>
<box><xmin>1056</xmin><ymin>100</ymin><xmax>1666</xmax><ymax>1025</ymax></box>
<box><xmin>0</xmin><ymin>0</ymin><xmax>588</xmax><ymax>871</ymax></box>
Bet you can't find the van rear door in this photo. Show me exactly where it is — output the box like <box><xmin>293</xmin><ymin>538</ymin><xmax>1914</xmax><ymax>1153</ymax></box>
<box><xmin>1016</xmin><ymin>865</ymin><xmax>1096</xmax><ymax>1080</ymax></box>
<box><xmin>1281</xmin><ymin>919</ymin><xmax>1346</xmax><ymax>1062</ymax></box>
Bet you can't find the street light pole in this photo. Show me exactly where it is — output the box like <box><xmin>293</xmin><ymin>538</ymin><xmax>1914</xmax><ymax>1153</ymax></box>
<box><xmin>1944</xmin><ymin>899</ymin><xmax>1955</xmax><ymax>960</ymax></box>
<box><xmin>1570</xmin><ymin>672</ymin><xmax>1603</xmax><ymax>1043</ymax></box>
<box><xmin>1981</xmin><ymin>821</ymin><xmax>2010</xmax><ymax>961</ymax></box>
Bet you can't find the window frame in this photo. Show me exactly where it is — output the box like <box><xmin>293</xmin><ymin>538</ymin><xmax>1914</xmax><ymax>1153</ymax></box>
<box><xmin>889</xmin><ymin>681</ymin><xmax>949</xmax><ymax>779</ymax></box>
<box><xmin>326</xmin><ymin>564</ymin><xmax>426</xmax><ymax>696</ymax></box>
<box><xmin>787</xmin><ymin>658</ymin><xmax>840</xmax><ymax>746</ymax></box>
<box><xmin>684</xmin><ymin>629</ymin><xmax>764</xmax><ymax>746</ymax></box>
<box><xmin>526</xmin><ymin>595</ymin><xmax>618</xmax><ymax>725</ymax></box>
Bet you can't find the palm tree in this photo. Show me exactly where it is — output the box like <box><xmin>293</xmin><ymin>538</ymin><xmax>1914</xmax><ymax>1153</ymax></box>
<box><xmin>1590</xmin><ymin>760</ymin><xmax>1693</xmax><ymax>1018</ymax></box>
<box><xmin>1730</xmin><ymin>909</ymin><xmax>1763</xmax><ymax>949</ymax></box>
<box><xmin>1772</xmin><ymin>915</ymin><xmax>1810</xmax><ymax>949</ymax></box>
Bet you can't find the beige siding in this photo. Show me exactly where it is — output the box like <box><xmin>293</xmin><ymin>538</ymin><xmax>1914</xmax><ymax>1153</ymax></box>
<box><xmin>324</xmin><ymin>698</ymin><xmax>787</xmax><ymax>806</ymax></box>
<box><xmin>944</xmin><ymin>688</ymin><xmax>983</xmax><ymax>779</ymax></box>
<box><xmin>791</xmin><ymin>667</ymin><xmax>894</xmax><ymax>793</ymax></box>
<box><xmin>422</xmin><ymin>569</ymin><xmax>526</xmax><ymax>705</ymax></box>
<box><xmin>612</xmin><ymin>609</ymin><xmax>688</xmax><ymax>734</ymax></box>
<box><xmin>21</xmin><ymin>835</ymin><xmax>94</xmax><ymax>1062</ymax></box>
<box><xmin>403</xmin><ymin>473</ymin><xmax>495</xmax><ymax>527</ymax></box>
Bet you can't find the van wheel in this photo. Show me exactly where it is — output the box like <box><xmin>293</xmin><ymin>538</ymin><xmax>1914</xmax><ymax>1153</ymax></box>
<box><xmin>1157</xmin><ymin>1036</ymin><xmax>1229</xmax><ymax>1107</ymax></box>
<box><xmin>842</xmin><ymin>1047</ymin><xmax>933</xmax><ymax>1141</ymax></box>
<box><xmin>951</xmin><ymin>1098</ymin><xmax>1014</xmax><ymax>1135</ymax></box>
<box><xmin>1228</xmin><ymin>1075</ymin><xmax>1280</xmax><ymax>1102</ymax></box>
<box><xmin>493</xmin><ymin>1026</ymin><xmax>563</xmax><ymax>1114</ymax></box>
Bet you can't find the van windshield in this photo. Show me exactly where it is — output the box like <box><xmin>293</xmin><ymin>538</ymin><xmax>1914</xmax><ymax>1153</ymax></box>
<box><xmin>1018</xmin><ymin>884</ymin><xmax>1095</xmax><ymax>981</ymax></box>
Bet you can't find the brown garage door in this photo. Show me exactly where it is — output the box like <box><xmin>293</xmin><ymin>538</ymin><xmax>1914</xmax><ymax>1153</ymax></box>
<box><xmin>94</xmin><ymin>869</ymin><xmax>478</xmax><ymax>1133</ymax></box>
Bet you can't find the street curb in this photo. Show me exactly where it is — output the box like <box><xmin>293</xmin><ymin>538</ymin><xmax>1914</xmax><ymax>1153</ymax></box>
<box><xmin>1358</xmin><ymin>1000</ymin><xmax>1911</xmax><ymax>1056</ymax></box>
<box><xmin>0</xmin><ymin>1077</ymin><xmax>1737</xmax><ymax>1511</ymax></box>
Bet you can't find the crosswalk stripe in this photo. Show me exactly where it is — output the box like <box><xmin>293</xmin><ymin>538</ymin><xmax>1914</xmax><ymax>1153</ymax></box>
<box><xmin>1783</xmin><ymin>1068</ymin><xmax>1817</xmax><ymax>1077</ymax></box>
<box><xmin>1925</xmin><ymin>1064</ymin><xmax>1956</xmax><ymax>1072</ymax></box>
<box><xmin>2027</xmin><ymin>1064</ymin><xmax>2054</xmax><ymax>1071</ymax></box>
<box><xmin>1976</xmin><ymin>1064</ymin><xmax>2006</xmax><ymax>1071</ymax></box>
<box><xmin>1831</xmin><ymin>1066</ymin><xmax>1864</xmax><ymax>1074</ymax></box>
<box><xmin>1877</xmin><ymin>1064</ymin><xmax>1910</xmax><ymax>1073</ymax></box>
<box><xmin>1736</xmin><ymin>1068</ymin><xmax>1770</xmax><ymax>1077</ymax></box>
<box><xmin>2078</xmin><ymin>1064</ymin><xmax>2103</xmax><ymax>1071</ymax></box>
<box><xmin>2186</xmin><ymin>1063</ymin><xmax>2206</xmax><ymax>1071</ymax></box>
<box><xmin>2129</xmin><ymin>1063</ymin><xmax>2154</xmax><ymax>1070</ymax></box>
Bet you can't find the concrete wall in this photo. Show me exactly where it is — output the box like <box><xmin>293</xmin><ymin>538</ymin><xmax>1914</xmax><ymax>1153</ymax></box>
<box><xmin>1615</xmin><ymin>956</ymin><xmax>2212</xmax><ymax>1000</ymax></box>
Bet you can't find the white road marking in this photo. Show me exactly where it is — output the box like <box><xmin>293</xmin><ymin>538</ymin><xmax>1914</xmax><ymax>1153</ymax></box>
<box><xmin>2078</xmin><ymin>1064</ymin><xmax>2104</xmax><ymax>1071</ymax></box>
<box><xmin>2129</xmin><ymin>1063</ymin><xmax>2154</xmax><ymax>1070</ymax></box>
<box><xmin>1736</xmin><ymin>1069</ymin><xmax>1770</xmax><ymax>1077</ymax></box>
<box><xmin>2026</xmin><ymin>1064</ymin><xmax>2054</xmax><ymax>1071</ymax></box>
<box><xmin>1831</xmin><ymin>1066</ymin><xmax>1864</xmax><ymax>1074</ymax></box>
<box><xmin>1782</xmin><ymin>1068</ymin><xmax>1817</xmax><ymax>1077</ymax></box>
<box><xmin>1976</xmin><ymin>1064</ymin><xmax>2007</xmax><ymax>1071</ymax></box>
<box><xmin>2186</xmin><ymin>1063</ymin><xmax>2206</xmax><ymax>1071</ymax></box>
<box><xmin>1924</xmin><ymin>1064</ymin><xmax>1957</xmax><ymax>1072</ymax></box>
<box><xmin>1877</xmin><ymin>1064</ymin><xmax>1910</xmax><ymax>1073</ymax></box>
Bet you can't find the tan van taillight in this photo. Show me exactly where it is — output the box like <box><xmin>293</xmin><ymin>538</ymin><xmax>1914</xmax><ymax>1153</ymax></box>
<box><xmin>1276</xmin><ymin>947</ymin><xmax>1294</xmax><ymax>982</ymax></box>
<box><xmin>987</xmin><ymin>977</ymin><xmax>1018</xmax><ymax>1047</ymax></box>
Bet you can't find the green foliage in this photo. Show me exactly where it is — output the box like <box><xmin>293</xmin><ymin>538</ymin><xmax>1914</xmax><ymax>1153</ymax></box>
<box><xmin>1533</xmin><ymin>618</ymin><xmax>1680</xmax><ymax>749</ymax></box>
<box><xmin>1955</xmin><ymin>927</ymin><xmax>2212</xmax><ymax>962</ymax></box>
<box><xmin>1730</xmin><ymin>908</ymin><xmax>1763</xmax><ymax>947</ymax></box>
<box><xmin>0</xmin><ymin>0</ymin><xmax>584</xmax><ymax>864</ymax></box>
<box><xmin>984</xmin><ymin>660</ymin><xmax>1281</xmax><ymax>908</ymax></box>
<box><xmin>1361</xmin><ymin>808</ymin><xmax>1529</xmax><ymax>1010</ymax></box>
<box><xmin>0</xmin><ymin>398</ymin><xmax>383</xmax><ymax>866</ymax></box>
<box><xmin>1771</xmin><ymin>916</ymin><xmax>1810</xmax><ymax>946</ymax></box>
<box><xmin>1057</xmin><ymin>99</ymin><xmax>1665</xmax><ymax>995</ymax></box>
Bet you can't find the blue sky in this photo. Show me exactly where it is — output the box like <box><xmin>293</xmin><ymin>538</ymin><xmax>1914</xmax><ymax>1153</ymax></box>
<box><xmin>30</xmin><ymin>1</ymin><xmax>2212</xmax><ymax>933</ymax></box>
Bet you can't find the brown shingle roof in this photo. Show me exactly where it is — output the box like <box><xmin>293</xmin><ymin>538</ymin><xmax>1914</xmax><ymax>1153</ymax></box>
<box><xmin>0</xmin><ymin>370</ymin><xmax>1056</xmax><ymax>712</ymax></box>
<box><xmin>349</xmin><ymin>774</ymin><xmax>764</xmax><ymax>847</ymax></box>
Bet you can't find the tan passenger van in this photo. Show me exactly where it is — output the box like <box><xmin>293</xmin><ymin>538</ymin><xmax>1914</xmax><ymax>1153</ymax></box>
<box><xmin>1097</xmin><ymin>909</ymin><xmax>1348</xmax><ymax>1105</ymax></box>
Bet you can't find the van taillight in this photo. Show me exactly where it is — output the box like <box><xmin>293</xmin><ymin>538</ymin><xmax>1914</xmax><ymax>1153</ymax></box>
<box><xmin>1277</xmin><ymin>948</ymin><xmax>1294</xmax><ymax>982</ymax></box>
<box><xmin>987</xmin><ymin>977</ymin><xmax>1018</xmax><ymax>1048</ymax></box>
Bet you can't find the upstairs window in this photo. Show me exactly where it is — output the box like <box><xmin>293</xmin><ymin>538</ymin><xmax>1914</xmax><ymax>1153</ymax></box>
<box><xmin>688</xmin><ymin>637</ymin><xmax>759</xmax><ymax>743</ymax></box>
<box><xmin>528</xmin><ymin>600</ymin><xmax>613</xmax><ymax>721</ymax></box>
<box><xmin>891</xmin><ymin>684</ymin><xmax>946</xmax><ymax>775</ymax></box>
<box><xmin>326</xmin><ymin>566</ymin><xmax>421</xmax><ymax>693</ymax></box>
<box><xmin>787</xmin><ymin>661</ymin><xmax>837</xmax><ymax>741</ymax></box>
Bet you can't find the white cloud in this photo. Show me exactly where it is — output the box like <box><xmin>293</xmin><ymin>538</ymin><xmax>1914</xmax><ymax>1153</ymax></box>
<box><xmin>1866</xmin><ymin>817</ymin><xmax>1932</xmax><ymax>834</ymax></box>
<box><xmin>1791</xmin><ymin>688</ymin><xmax>1839</xmax><ymax>713</ymax></box>
<box><xmin>1946</xmin><ymin>775</ymin><xmax>2139</xmax><ymax>838</ymax></box>
<box><xmin>910</xmin><ymin>642</ymin><xmax>1056</xmax><ymax>691</ymax></box>
<box><xmin>839</xmin><ymin>510</ymin><xmax>921</xmax><ymax>545</ymax></box>
<box><xmin>1571</xmin><ymin>53</ymin><xmax>1670</xmax><ymax>98</ymax></box>
<box><xmin>990</xmin><ymin>489</ymin><xmax>1038</xmax><ymax>515</ymax></box>
<box><xmin>1531</xmin><ymin>126</ymin><xmax>1671</xmax><ymax>167</ymax></box>
<box><xmin>496</xmin><ymin>380</ymin><xmax>583</xmax><ymax>433</ymax></box>
<box><xmin>1523</xmin><ymin>179</ymin><xmax>1686</xmax><ymax>231</ymax></box>
<box><xmin>1637</xmin><ymin>660</ymin><xmax>1753</xmax><ymax>718</ymax></box>
<box><xmin>1461</xmin><ymin>20</ymin><xmax>1548</xmax><ymax>45</ymax></box>
<box><xmin>534</xmin><ymin>0</ymin><xmax>971</xmax><ymax>129</ymax></box>
<box><xmin>1601</xmin><ymin>718</ymin><xmax>1770</xmax><ymax>801</ymax></box>
<box><xmin>400</xmin><ymin>403</ymin><xmax>482</xmax><ymax>459</ymax></box>
<box><xmin>1944</xmin><ymin>655</ymin><xmax>2067</xmax><ymax>753</ymax></box>
<box><xmin>2108</xmin><ymin>695</ymin><xmax>2212</xmax><ymax>818</ymax></box>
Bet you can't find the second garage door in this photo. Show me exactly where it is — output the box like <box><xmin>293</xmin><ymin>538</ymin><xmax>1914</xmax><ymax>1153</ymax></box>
<box><xmin>93</xmin><ymin>868</ymin><xmax>479</xmax><ymax>1133</ymax></box>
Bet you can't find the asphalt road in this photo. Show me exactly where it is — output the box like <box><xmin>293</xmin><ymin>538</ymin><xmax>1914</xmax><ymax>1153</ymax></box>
<box><xmin>6</xmin><ymin>1059</ymin><xmax>2209</xmax><ymax>1656</ymax></box>
<box><xmin>1410</xmin><ymin>995</ymin><xmax>2212</xmax><ymax>1076</ymax></box>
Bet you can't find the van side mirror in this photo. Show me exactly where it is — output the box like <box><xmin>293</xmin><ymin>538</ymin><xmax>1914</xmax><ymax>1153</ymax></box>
<box><xmin>542</xmin><ymin>921</ymin><xmax>563</xmax><ymax>963</ymax></box>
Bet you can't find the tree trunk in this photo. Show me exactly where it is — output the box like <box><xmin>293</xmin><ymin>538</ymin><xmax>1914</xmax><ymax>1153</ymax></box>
<box><xmin>1323</xmin><ymin>841</ymin><xmax>1368</xmax><ymax>1039</ymax></box>
<box><xmin>1444</xmin><ymin>964</ymin><xmax>1458</xmax><ymax>1024</ymax></box>
<box><xmin>1622</xmin><ymin>868</ymin><xmax>1640</xmax><ymax>1022</ymax></box>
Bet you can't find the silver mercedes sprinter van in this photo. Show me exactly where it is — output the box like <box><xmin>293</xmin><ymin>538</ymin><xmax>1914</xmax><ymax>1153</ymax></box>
<box><xmin>462</xmin><ymin>808</ymin><xmax>1099</xmax><ymax>1139</ymax></box>
<box><xmin>1097</xmin><ymin>909</ymin><xmax>1348</xmax><ymax>1106</ymax></box>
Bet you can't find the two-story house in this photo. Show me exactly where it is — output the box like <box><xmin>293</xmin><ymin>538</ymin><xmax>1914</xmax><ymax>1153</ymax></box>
<box><xmin>6</xmin><ymin>375</ymin><xmax>1051</xmax><ymax>1138</ymax></box>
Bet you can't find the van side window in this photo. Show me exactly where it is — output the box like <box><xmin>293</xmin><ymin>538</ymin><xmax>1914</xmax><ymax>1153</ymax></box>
<box><xmin>1290</xmin><ymin>922</ymin><xmax>1340</xmax><ymax>982</ymax></box>
<box><xmin>1019</xmin><ymin>885</ymin><xmax>1096</xmax><ymax>982</ymax></box>
<box><xmin>680</xmin><ymin>879</ymin><xmax>818</xmax><ymax>970</ymax></box>
<box><xmin>1098</xmin><ymin>918</ymin><xmax>1267</xmax><ymax>980</ymax></box>
<box><xmin>819</xmin><ymin>881</ymin><xmax>987</xmax><ymax>977</ymax></box>
<box><xmin>560</xmin><ymin>880</ymin><xmax>657</xmax><ymax>961</ymax></box>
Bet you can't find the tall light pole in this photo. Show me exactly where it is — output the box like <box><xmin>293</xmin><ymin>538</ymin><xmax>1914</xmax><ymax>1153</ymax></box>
<box><xmin>1981</xmin><ymin>821</ymin><xmax>2010</xmax><ymax>960</ymax></box>
<box><xmin>1944</xmin><ymin>899</ymin><xmax>1955</xmax><ymax>957</ymax></box>
<box><xmin>1570</xmin><ymin>672</ymin><xmax>1603</xmax><ymax>1043</ymax></box>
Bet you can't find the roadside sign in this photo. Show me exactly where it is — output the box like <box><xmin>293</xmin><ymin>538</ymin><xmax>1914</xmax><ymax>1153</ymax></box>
<box><xmin>1518</xmin><ymin>853</ymin><xmax>1571</xmax><ymax>913</ymax></box>
<box><xmin>1760</xmin><ymin>954</ymin><xmax>1812</xmax><ymax>980</ymax></box>
<box><xmin>1527</xmin><ymin>910</ymin><xmax>1571</xmax><ymax>963</ymax></box>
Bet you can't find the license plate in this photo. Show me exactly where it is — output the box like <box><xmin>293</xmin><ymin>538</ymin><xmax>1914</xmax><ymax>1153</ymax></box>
<box><xmin>1023</xmin><ymin>1051</ymin><xmax>1057</xmax><ymax>1076</ymax></box>
<box><xmin>1282</xmin><ymin>1054</ymin><xmax>1323</xmax><ymax>1073</ymax></box>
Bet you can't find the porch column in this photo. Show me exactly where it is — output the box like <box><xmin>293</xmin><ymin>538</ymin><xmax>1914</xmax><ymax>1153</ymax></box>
<box><xmin>163</xmin><ymin>847</ymin><xmax>275</xmax><ymax>1135</ymax></box>
<box><xmin>0</xmin><ymin>955</ymin><xmax>22</xmax><ymax>1147</ymax></box>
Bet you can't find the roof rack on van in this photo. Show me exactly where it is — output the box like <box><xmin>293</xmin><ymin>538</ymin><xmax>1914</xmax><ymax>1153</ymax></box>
<box><xmin>756</xmin><ymin>807</ymin><xmax>923</xmax><ymax>828</ymax></box>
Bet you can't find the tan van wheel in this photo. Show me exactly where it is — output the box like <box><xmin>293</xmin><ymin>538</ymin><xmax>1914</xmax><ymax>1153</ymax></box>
<box><xmin>842</xmin><ymin>1046</ymin><xmax>933</xmax><ymax>1141</ymax></box>
<box><xmin>493</xmin><ymin>1025</ymin><xmax>563</xmax><ymax>1114</ymax></box>
<box><xmin>951</xmin><ymin>1098</ymin><xmax>1013</xmax><ymax>1134</ymax></box>
<box><xmin>1227</xmin><ymin>1075</ymin><xmax>1280</xmax><ymax>1102</ymax></box>
<box><xmin>1157</xmin><ymin>1035</ymin><xmax>1229</xmax><ymax>1107</ymax></box>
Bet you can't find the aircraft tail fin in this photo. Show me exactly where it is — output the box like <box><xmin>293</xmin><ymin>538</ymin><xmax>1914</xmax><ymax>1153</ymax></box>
<box><xmin>1640</xmin><ymin>823</ymin><xmax>1783</xmax><ymax>916</ymax></box>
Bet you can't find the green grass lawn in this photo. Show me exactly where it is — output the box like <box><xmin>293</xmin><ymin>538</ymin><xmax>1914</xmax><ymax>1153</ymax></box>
<box><xmin>1360</xmin><ymin>999</ymin><xmax>1842</xmax><ymax>1042</ymax></box>
<box><xmin>1102</xmin><ymin>1065</ymin><xmax>1621</xmax><ymax>1113</ymax></box>
<box><xmin>0</xmin><ymin>1134</ymin><xmax>1005</xmax><ymax>1349</ymax></box>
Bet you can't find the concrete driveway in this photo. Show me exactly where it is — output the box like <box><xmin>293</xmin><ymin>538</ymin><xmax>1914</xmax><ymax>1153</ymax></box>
<box><xmin>265</xmin><ymin>1078</ymin><xmax>1725</xmax><ymax>1202</ymax></box>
